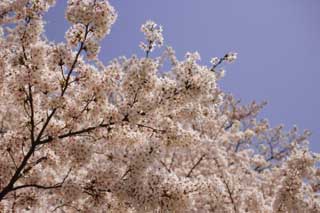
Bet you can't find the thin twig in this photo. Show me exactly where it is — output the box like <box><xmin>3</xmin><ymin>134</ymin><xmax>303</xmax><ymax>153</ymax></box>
<box><xmin>159</xmin><ymin>160</ymin><xmax>171</xmax><ymax>173</ymax></box>
<box><xmin>12</xmin><ymin>168</ymin><xmax>72</xmax><ymax>191</ymax></box>
<box><xmin>186</xmin><ymin>154</ymin><xmax>206</xmax><ymax>178</ymax></box>
<box><xmin>120</xmin><ymin>168</ymin><xmax>131</xmax><ymax>180</ymax></box>
<box><xmin>169</xmin><ymin>152</ymin><xmax>176</xmax><ymax>171</ymax></box>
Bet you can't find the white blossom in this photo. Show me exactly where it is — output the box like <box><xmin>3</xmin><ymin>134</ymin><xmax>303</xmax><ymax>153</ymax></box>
<box><xmin>140</xmin><ymin>20</ymin><xmax>164</xmax><ymax>54</ymax></box>
<box><xmin>225</xmin><ymin>52</ymin><xmax>238</xmax><ymax>63</ymax></box>
<box><xmin>210</xmin><ymin>57</ymin><xmax>219</xmax><ymax>65</ymax></box>
<box><xmin>0</xmin><ymin>1</ymin><xmax>318</xmax><ymax>212</ymax></box>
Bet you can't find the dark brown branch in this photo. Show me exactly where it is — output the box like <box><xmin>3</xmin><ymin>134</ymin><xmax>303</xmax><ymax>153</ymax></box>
<box><xmin>38</xmin><ymin>122</ymin><xmax>113</xmax><ymax>145</ymax></box>
<box><xmin>35</xmin><ymin>23</ymin><xmax>90</xmax><ymax>144</ymax></box>
<box><xmin>28</xmin><ymin>84</ymin><xmax>35</xmax><ymax>144</ymax></box>
<box><xmin>145</xmin><ymin>40</ymin><xmax>153</xmax><ymax>58</ymax></box>
<box><xmin>128</xmin><ymin>89</ymin><xmax>139</xmax><ymax>108</ymax></box>
<box><xmin>136</xmin><ymin>123</ymin><xmax>166</xmax><ymax>133</ymax></box>
<box><xmin>82</xmin><ymin>184</ymin><xmax>107</xmax><ymax>201</ymax></box>
<box><xmin>79</xmin><ymin>95</ymin><xmax>96</xmax><ymax>115</ymax></box>
<box><xmin>224</xmin><ymin>121</ymin><xmax>233</xmax><ymax>130</ymax></box>
<box><xmin>22</xmin><ymin>156</ymin><xmax>48</xmax><ymax>176</ymax></box>
<box><xmin>254</xmin><ymin>148</ymin><xmax>289</xmax><ymax>172</ymax></box>
<box><xmin>0</xmin><ymin>24</ymin><xmax>90</xmax><ymax>202</ymax></box>
<box><xmin>210</xmin><ymin>56</ymin><xmax>226</xmax><ymax>71</ymax></box>
<box><xmin>186</xmin><ymin>154</ymin><xmax>206</xmax><ymax>178</ymax></box>
<box><xmin>120</xmin><ymin>168</ymin><xmax>131</xmax><ymax>180</ymax></box>
<box><xmin>234</xmin><ymin>140</ymin><xmax>243</xmax><ymax>152</ymax></box>
<box><xmin>23</xmin><ymin>98</ymin><xmax>31</xmax><ymax>118</ymax></box>
<box><xmin>222</xmin><ymin>178</ymin><xmax>237</xmax><ymax>213</ymax></box>
<box><xmin>59</xmin><ymin>63</ymin><xmax>66</xmax><ymax>81</ymax></box>
<box><xmin>159</xmin><ymin>160</ymin><xmax>171</xmax><ymax>173</ymax></box>
<box><xmin>266</xmin><ymin>147</ymin><xmax>288</xmax><ymax>162</ymax></box>
<box><xmin>0</xmin><ymin>144</ymin><xmax>36</xmax><ymax>201</ymax></box>
<box><xmin>11</xmin><ymin>168</ymin><xmax>72</xmax><ymax>191</ymax></box>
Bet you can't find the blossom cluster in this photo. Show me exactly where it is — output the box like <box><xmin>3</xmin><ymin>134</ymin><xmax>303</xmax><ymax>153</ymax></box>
<box><xmin>0</xmin><ymin>0</ymin><xmax>319</xmax><ymax>212</ymax></box>
<box><xmin>65</xmin><ymin>0</ymin><xmax>117</xmax><ymax>59</ymax></box>
<box><xmin>140</xmin><ymin>20</ymin><xmax>164</xmax><ymax>55</ymax></box>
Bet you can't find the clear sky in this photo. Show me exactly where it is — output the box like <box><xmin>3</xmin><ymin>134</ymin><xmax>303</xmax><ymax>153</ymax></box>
<box><xmin>44</xmin><ymin>0</ymin><xmax>320</xmax><ymax>152</ymax></box>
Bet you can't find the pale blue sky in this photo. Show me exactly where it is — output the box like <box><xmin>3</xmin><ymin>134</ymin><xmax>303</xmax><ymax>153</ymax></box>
<box><xmin>44</xmin><ymin>0</ymin><xmax>320</xmax><ymax>151</ymax></box>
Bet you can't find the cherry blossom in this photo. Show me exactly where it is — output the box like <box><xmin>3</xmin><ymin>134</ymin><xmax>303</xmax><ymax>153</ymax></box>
<box><xmin>140</xmin><ymin>20</ymin><xmax>164</xmax><ymax>57</ymax></box>
<box><xmin>0</xmin><ymin>0</ymin><xmax>319</xmax><ymax>212</ymax></box>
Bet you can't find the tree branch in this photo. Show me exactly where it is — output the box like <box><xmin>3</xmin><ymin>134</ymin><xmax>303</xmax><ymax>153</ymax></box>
<box><xmin>35</xmin><ymin>23</ymin><xmax>91</xmax><ymax>144</ymax></box>
<box><xmin>136</xmin><ymin>123</ymin><xmax>166</xmax><ymax>134</ymax></box>
<box><xmin>0</xmin><ymin>24</ymin><xmax>90</xmax><ymax>202</ymax></box>
<box><xmin>38</xmin><ymin>122</ymin><xmax>113</xmax><ymax>145</ymax></box>
<box><xmin>28</xmin><ymin>84</ymin><xmax>35</xmax><ymax>144</ymax></box>
<box><xmin>210</xmin><ymin>55</ymin><xmax>226</xmax><ymax>71</ymax></box>
<box><xmin>186</xmin><ymin>154</ymin><xmax>206</xmax><ymax>178</ymax></box>
<box><xmin>11</xmin><ymin>168</ymin><xmax>72</xmax><ymax>191</ymax></box>
<box><xmin>222</xmin><ymin>178</ymin><xmax>237</xmax><ymax>213</ymax></box>
<box><xmin>254</xmin><ymin>147</ymin><xmax>289</xmax><ymax>172</ymax></box>
<box><xmin>159</xmin><ymin>160</ymin><xmax>171</xmax><ymax>173</ymax></box>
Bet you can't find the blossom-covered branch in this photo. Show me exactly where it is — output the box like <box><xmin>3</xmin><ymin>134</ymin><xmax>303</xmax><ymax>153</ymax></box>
<box><xmin>0</xmin><ymin>0</ymin><xmax>319</xmax><ymax>212</ymax></box>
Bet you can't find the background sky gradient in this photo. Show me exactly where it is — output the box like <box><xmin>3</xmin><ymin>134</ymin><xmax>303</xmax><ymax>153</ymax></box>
<box><xmin>44</xmin><ymin>0</ymin><xmax>320</xmax><ymax>151</ymax></box>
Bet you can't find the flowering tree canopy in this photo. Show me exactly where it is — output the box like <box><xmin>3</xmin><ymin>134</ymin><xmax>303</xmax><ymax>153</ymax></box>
<box><xmin>0</xmin><ymin>0</ymin><xmax>319</xmax><ymax>212</ymax></box>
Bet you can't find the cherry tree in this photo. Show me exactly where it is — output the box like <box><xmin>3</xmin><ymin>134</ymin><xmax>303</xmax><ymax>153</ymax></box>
<box><xmin>0</xmin><ymin>0</ymin><xmax>319</xmax><ymax>212</ymax></box>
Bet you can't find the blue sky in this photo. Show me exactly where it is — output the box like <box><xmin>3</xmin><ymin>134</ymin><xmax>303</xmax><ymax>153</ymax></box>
<box><xmin>44</xmin><ymin>0</ymin><xmax>320</xmax><ymax>151</ymax></box>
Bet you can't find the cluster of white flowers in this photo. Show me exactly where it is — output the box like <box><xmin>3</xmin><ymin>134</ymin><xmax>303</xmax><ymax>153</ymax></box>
<box><xmin>0</xmin><ymin>0</ymin><xmax>318</xmax><ymax>212</ymax></box>
<box><xmin>140</xmin><ymin>20</ymin><xmax>164</xmax><ymax>55</ymax></box>
<box><xmin>0</xmin><ymin>0</ymin><xmax>56</xmax><ymax>24</ymax></box>
<box><xmin>65</xmin><ymin>0</ymin><xmax>117</xmax><ymax>59</ymax></box>
<box><xmin>210</xmin><ymin>57</ymin><xmax>220</xmax><ymax>65</ymax></box>
<box><xmin>66</xmin><ymin>0</ymin><xmax>117</xmax><ymax>38</ymax></box>
<box><xmin>65</xmin><ymin>23</ymin><xmax>86</xmax><ymax>47</ymax></box>
<box><xmin>225</xmin><ymin>52</ymin><xmax>238</xmax><ymax>63</ymax></box>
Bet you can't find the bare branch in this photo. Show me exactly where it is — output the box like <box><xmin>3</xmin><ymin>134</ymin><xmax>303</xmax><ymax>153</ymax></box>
<box><xmin>210</xmin><ymin>56</ymin><xmax>226</xmax><ymax>71</ymax></box>
<box><xmin>159</xmin><ymin>160</ymin><xmax>171</xmax><ymax>173</ymax></box>
<box><xmin>12</xmin><ymin>168</ymin><xmax>72</xmax><ymax>191</ymax></box>
<box><xmin>254</xmin><ymin>148</ymin><xmax>289</xmax><ymax>172</ymax></box>
<box><xmin>27</xmin><ymin>84</ymin><xmax>35</xmax><ymax>144</ymax></box>
<box><xmin>38</xmin><ymin>122</ymin><xmax>113</xmax><ymax>145</ymax></box>
<box><xmin>22</xmin><ymin>156</ymin><xmax>48</xmax><ymax>176</ymax></box>
<box><xmin>169</xmin><ymin>152</ymin><xmax>176</xmax><ymax>171</ymax></box>
<box><xmin>120</xmin><ymin>168</ymin><xmax>131</xmax><ymax>180</ymax></box>
<box><xmin>136</xmin><ymin>123</ymin><xmax>166</xmax><ymax>134</ymax></box>
<box><xmin>186</xmin><ymin>154</ymin><xmax>206</xmax><ymax>178</ymax></box>
<box><xmin>222</xmin><ymin>178</ymin><xmax>237</xmax><ymax>213</ymax></box>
